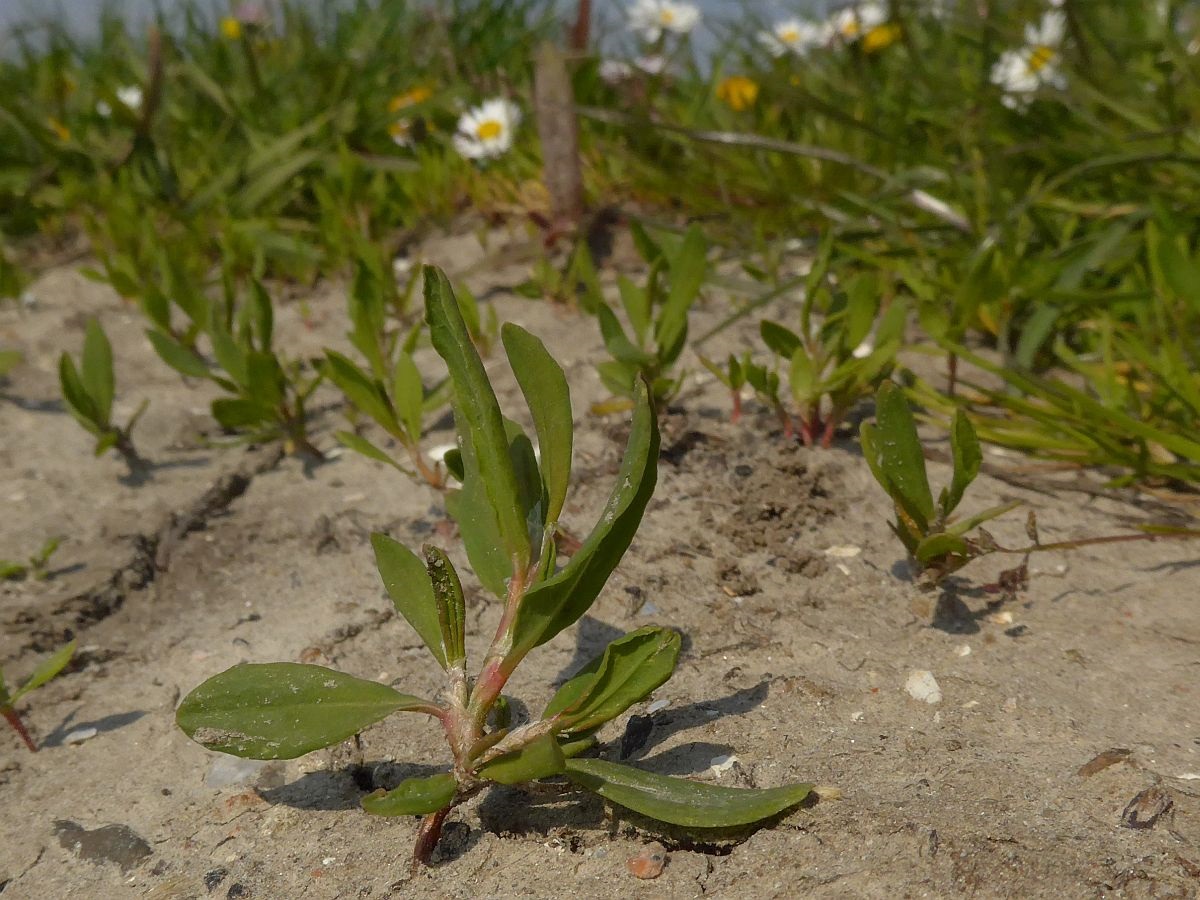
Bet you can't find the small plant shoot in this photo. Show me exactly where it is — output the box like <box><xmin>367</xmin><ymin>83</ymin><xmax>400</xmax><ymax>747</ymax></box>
<box><xmin>178</xmin><ymin>266</ymin><xmax>811</xmax><ymax>867</ymax></box>
<box><xmin>1</xmin><ymin>640</ymin><xmax>76</xmax><ymax>752</ymax></box>
<box><xmin>59</xmin><ymin>320</ymin><xmax>147</xmax><ymax>471</ymax></box>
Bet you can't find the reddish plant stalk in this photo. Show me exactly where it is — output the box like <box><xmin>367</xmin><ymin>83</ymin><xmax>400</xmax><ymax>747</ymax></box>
<box><xmin>3</xmin><ymin>707</ymin><xmax>37</xmax><ymax>752</ymax></box>
<box><xmin>411</xmin><ymin>806</ymin><xmax>451</xmax><ymax>870</ymax></box>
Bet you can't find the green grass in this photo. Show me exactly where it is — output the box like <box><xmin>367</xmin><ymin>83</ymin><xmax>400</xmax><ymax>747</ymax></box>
<box><xmin>1</xmin><ymin>0</ymin><xmax>1198</xmax><ymax>487</ymax></box>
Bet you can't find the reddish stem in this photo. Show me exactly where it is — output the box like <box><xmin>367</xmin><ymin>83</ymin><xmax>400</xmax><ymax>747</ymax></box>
<box><xmin>730</xmin><ymin>390</ymin><xmax>742</xmax><ymax>425</ymax></box>
<box><xmin>3</xmin><ymin>707</ymin><xmax>38</xmax><ymax>752</ymax></box>
<box><xmin>819</xmin><ymin>416</ymin><xmax>838</xmax><ymax>448</ymax></box>
<box><xmin>411</xmin><ymin>806</ymin><xmax>451</xmax><ymax>870</ymax></box>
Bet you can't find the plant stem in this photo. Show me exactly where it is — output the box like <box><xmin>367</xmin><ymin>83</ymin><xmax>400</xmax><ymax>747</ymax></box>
<box><xmin>3</xmin><ymin>707</ymin><xmax>38</xmax><ymax>752</ymax></box>
<box><xmin>411</xmin><ymin>806</ymin><xmax>451</xmax><ymax>870</ymax></box>
<box><xmin>467</xmin><ymin>566</ymin><xmax>530</xmax><ymax>729</ymax></box>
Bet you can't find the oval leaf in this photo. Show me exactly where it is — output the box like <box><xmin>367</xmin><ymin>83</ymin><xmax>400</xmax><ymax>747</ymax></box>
<box><xmin>544</xmin><ymin>627</ymin><xmax>680</xmax><ymax>734</ymax></box>
<box><xmin>871</xmin><ymin>382</ymin><xmax>934</xmax><ymax>531</ymax></box>
<box><xmin>372</xmin><ymin>533</ymin><xmax>447</xmax><ymax>669</ymax></box>
<box><xmin>10</xmin><ymin>640</ymin><xmax>76</xmax><ymax>703</ymax></box>
<box><xmin>502</xmin><ymin>323</ymin><xmax>573</xmax><ymax>528</ymax></box>
<box><xmin>176</xmin><ymin>662</ymin><xmax>434</xmax><ymax>760</ymax></box>
<box><xmin>362</xmin><ymin>773</ymin><xmax>457</xmax><ymax>817</ymax></box>
<box><xmin>82</xmin><ymin>320</ymin><xmax>115</xmax><ymax>424</ymax></box>
<box><xmin>565</xmin><ymin>758</ymin><xmax>812</xmax><ymax>828</ymax></box>
<box><xmin>944</xmin><ymin>409</ymin><xmax>981</xmax><ymax>516</ymax></box>
<box><xmin>477</xmin><ymin>734</ymin><xmax>566</xmax><ymax>785</ymax></box>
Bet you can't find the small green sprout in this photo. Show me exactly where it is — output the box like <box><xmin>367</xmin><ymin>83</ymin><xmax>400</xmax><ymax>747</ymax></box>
<box><xmin>1</xmin><ymin>535</ymin><xmax>64</xmax><ymax>581</ymax></box>
<box><xmin>59</xmin><ymin>320</ymin><xmax>147</xmax><ymax>471</ymax></box>
<box><xmin>861</xmin><ymin>382</ymin><xmax>1020</xmax><ymax>584</ymax></box>
<box><xmin>177</xmin><ymin>266</ymin><xmax>811</xmax><ymax>868</ymax></box>
<box><xmin>1</xmin><ymin>640</ymin><xmax>76</xmax><ymax>752</ymax></box>
<box><xmin>760</xmin><ymin>244</ymin><xmax>906</xmax><ymax>447</ymax></box>
<box><xmin>147</xmin><ymin>279</ymin><xmax>324</xmax><ymax>458</ymax></box>
<box><xmin>0</xmin><ymin>348</ymin><xmax>20</xmax><ymax>381</ymax></box>
<box><xmin>699</xmin><ymin>351</ymin><xmax>788</xmax><ymax>432</ymax></box>
<box><xmin>593</xmin><ymin>224</ymin><xmax>707</xmax><ymax>411</ymax></box>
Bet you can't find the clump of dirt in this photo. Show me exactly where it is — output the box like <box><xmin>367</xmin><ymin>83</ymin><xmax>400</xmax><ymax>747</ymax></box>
<box><xmin>709</xmin><ymin>442</ymin><xmax>844</xmax><ymax>554</ymax></box>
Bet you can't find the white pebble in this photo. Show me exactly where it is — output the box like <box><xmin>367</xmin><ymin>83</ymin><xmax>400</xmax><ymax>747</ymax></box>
<box><xmin>954</xmin><ymin>644</ymin><xmax>971</xmax><ymax>657</ymax></box>
<box><xmin>64</xmin><ymin>727</ymin><xmax>98</xmax><ymax>745</ymax></box>
<box><xmin>987</xmin><ymin>611</ymin><xmax>1013</xmax><ymax>626</ymax></box>
<box><xmin>850</xmin><ymin>710</ymin><xmax>864</xmax><ymax>723</ymax></box>
<box><xmin>647</xmin><ymin>699</ymin><xmax>670</xmax><ymax>714</ymax></box>
<box><xmin>823</xmin><ymin>545</ymin><xmax>861</xmax><ymax>558</ymax></box>
<box><xmin>905</xmin><ymin>670</ymin><xmax>942</xmax><ymax>704</ymax></box>
<box><xmin>709</xmin><ymin>755</ymin><xmax>737</xmax><ymax>775</ymax></box>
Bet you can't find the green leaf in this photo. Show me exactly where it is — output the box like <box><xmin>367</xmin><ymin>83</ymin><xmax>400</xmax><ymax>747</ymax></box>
<box><xmin>655</xmin><ymin>225</ymin><xmax>707</xmax><ymax>357</ymax></box>
<box><xmin>944</xmin><ymin>410</ymin><xmax>981</xmax><ymax>516</ymax></box>
<box><xmin>248</xmin><ymin>280</ymin><xmax>274</xmax><ymax>351</ymax></box>
<box><xmin>477</xmin><ymin>734</ymin><xmax>566</xmax><ymax>785</ymax></box>
<box><xmin>209</xmin><ymin>313</ymin><xmax>248</xmax><ymax>387</ymax></box>
<box><xmin>211</xmin><ymin>397</ymin><xmax>272</xmax><ymax>430</ymax></box>
<box><xmin>325</xmin><ymin>350</ymin><xmax>399</xmax><ymax>434</ymax></box>
<box><xmin>81</xmin><ymin>320</ymin><xmax>114</xmax><ymax>424</ymax></box>
<box><xmin>543</xmin><ymin>627</ymin><xmax>680</xmax><ymax>734</ymax></box>
<box><xmin>362</xmin><ymin>773</ymin><xmax>457</xmax><ymax>816</ymax></box>
<box><xmin>508</xmin><ymin>378</ymin><xmax>659</xmax><ymax>660</ymax></box>
<box><xmin>789</xmin><ymin>345</ymin><xmax>818</xmax><ymax>404</ymax></box>
<box><xmin>617</xmin><ymin>276</ymin><xmax>651</xmax><ymax>343</ymax></box>
<box><xmin>502</xmin><ymin>323</ymin><xmax>573</xmax><ymax>528</ymax></box>
<box><xmin>760</xmin><ymin>320</ymin><xmax>801</xmax><ymax>359</ymax></box>
<box><xmin>146</xmin><ymin>330</ymin><xmax>210</xmax><ymax>379</ymax></box>
<box><xmin>176</xmin><ymin>662</ymin><xmax>434</xmax><ymax>760</ymax></box>
<box><xmin>425</xmin><ymin>266</ymin><xmax>529</xmax><ymax>575</ymax></box>
<box><xmin>59</xmin><ymin>353</ymin><xmax>100</xmax><ymax>427</ymax></box>
<box><xmin>372</xmin><ymin>533</ymin><xmax>447</xmax><ymax>669</ymax></box>
<box><xmin>870</xmin><ymin>382</ymin><xmax>934</xmax><ymax>532</ymax></box>
<box><xmin>425</xmin><ymin>546</ymin><xmax>466</xmax><ymax>668</ymax></box>
<box><xmin>914</xmin><ymin>532</ymin><xmax>970</xmax><ymax>565</ymax></box>
<box><xmin>11</xmin><ymin>640</ymin><xmax>75</xmax><ymax>703</ymax></box>
<box><xmin>245</xmin><ymin>351</ymin><xmax>285</xmax><ymax>410</ymax></box>
<box><xmin>392</xmin><ymin>352</ymin><xmax>424</xmax><ymax>443</ymax></box>
<box><xmin>564</xmin><ymin>758</ymin><xmax>811</xmax><ymax>828</ymax></box>
<box><xmin>598</xmin><ymin>304</ymin><xmax>654</xmax><ymax>367</ymax></box>
<box><xmin>944</xmin><ymin>500</ymin><xmax>1022</xmax><ymax>537</ymax></box>
<box><xmin>335</xmin><ymin>431</ymin><xmax>406</xmax><ymax>471</ymax></box>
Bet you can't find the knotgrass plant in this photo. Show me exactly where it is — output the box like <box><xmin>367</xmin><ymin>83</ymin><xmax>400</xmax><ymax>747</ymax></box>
<box><xmin>1</xmin><ymin>640</ymin><xmax>75</xmax><ymax>752</ymax></box>
<box><xmin>177</xmin><ymin>266</ymin><xmax>811</xmax><ymax>867</ymax></box>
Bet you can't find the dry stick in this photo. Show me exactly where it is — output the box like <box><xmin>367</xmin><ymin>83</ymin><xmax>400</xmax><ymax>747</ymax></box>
<box><xmin>575</xmin><ymin>106</ymin><xmax>974</xmax><ymax>234</ymax></box>
<box><xmin>534</xmin><ymin>42</ymin><xmax>585</xmax><ymax>229</ymax></box>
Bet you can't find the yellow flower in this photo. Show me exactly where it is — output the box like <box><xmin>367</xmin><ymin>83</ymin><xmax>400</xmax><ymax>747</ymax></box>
<box><xmin>716</xmin><ymin>75</ymin><xmax>759</xmax><ymax>112</ymax></box>
<box><xmin>221</xmin><ymin>17</ymin><xmax>242</xmax><ymax>40</ymax></box>
<box><xmin>47</xmin><ymin>118</ymin><xmax>71</xmax><ymax>142</ymax></box>
<box><xmin>862</xmin><ymin>23</ymin><xmax>902</xmax><ymax>54</ymax></box>
<box><xmin>389</xmin><ymin>86</ymin><xmax>433</xmax><ymax>113</ymax></box>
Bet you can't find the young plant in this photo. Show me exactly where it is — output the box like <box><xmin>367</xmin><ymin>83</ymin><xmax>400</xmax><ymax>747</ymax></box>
<box><xmin>148</xmin><ymin>279</ymin><xmax>324</xmax><ymax>457</ymax></box>
<box><xmin>860</xmin><ymin>382</ymin><xmax>1020</xmax><ymax>584</ymax></box>
<box><xmin>699</xmin><ymin>350</ymin><xmax>788</xmax><ymax>430</ymax></box>
<box><xmin>761</xmin><ymin>243</ymin><xmax>906</xmax><ymax>447</ymax></box>
<box><xmin>177</xmin><ymin>266</ymin><xmax>811</xmax><ymax>867</ymax></box>
<box><xmin>1</xmin><ymin>640</ymin><xmax>75</xmax><ymax>752</ymax></box>
<box><xmin>0</xmin><ymin>535</ymin><xmax>63</xmax><ymax>581</ymax></box>
<box><xmin>59</xmin><ymin>320</ymin><xmax>147</xmax><ymax>471</ymax></box>
<box><xmin>325</xmin><ymin>259</ymin><xmax>452</xmax><ymax>486</ymax></box>
<box><xmin>593</xmin><ymin>224</ymin><xmax>707</xmax><ymax>410</ymax></box>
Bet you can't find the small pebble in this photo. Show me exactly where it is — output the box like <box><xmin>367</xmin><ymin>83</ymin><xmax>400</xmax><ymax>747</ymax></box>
<box><xmin>64</xmin><ymin>727</ymin><xmax>98</xmax><ymax>745</ymax></box>
<box><xmin>646</xmin><ymin>698</ymin><xmax>670</xmax><ymax>714</ymax></box>
<box><xmin>850</xmin><ymin>710</ymin><xmax>864</xmax><ymax>723</ymax></box>
<box><xmin>626</xmin><ymin>843</ymin><xmax>667</xmax><ymax>879</ymax></box>
<box><xmin>905</xmin><ymin>670</ymin><xmax>942</xmax><ymax>704</ymax></box>
<box><xmin>987</xmin><ymin>611</ymin><xmax>1014</xmax><ymax>626</ymax></box>
<box><xmin>823</xmin><ymin>545</ymin><xmax>861</xmax><ymax>558</ymax></box>
<box><xmin>954</xmin><ymin>644</ymin><xmax>972</xmax><ymax>657</ymax></box>
<box><xmin>641</xmin><ymin>601</ymin><xmax>659</xmax><ymax>615</ymax></box>
<box><xmin>835</xmin><ymin>563</ymin><xmax>851</xmax><ymax>576</ymax></box>
<box><xmin>709</xmin><ymin>754</ymin><xmax>737</xmax><ymax>775</ymax></box>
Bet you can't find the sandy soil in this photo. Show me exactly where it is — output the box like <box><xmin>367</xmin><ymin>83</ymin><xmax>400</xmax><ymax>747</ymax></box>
<box><xmin>1</xmin><ymin>227</ymin><xmax>1198</xmax><ymax>899</ymax></box>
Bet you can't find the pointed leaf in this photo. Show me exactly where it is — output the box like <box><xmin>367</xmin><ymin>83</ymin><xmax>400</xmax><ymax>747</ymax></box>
<box><xmin>425</xmin><ymin>267</ymin><xmax>529</xmax><ymax>574</ymax></box>
<box><xmin>336</xmin><ymin>432</ymin><xmax>406</xmax><ymax>472</ymax></box>
<box><xmin>362</xmin><ymin>773</ymin><xmax>457</xmax><ymax>816</ymax></box>
<box><xmin>372</xmin><ymin>533</ymin><xmax>447</xmax><ymax>669</ymax></box>
<box><xmin>760</xmin><ymin>320</ymin><xmax>801</xmax><ymax>360</ymax></box>
<box><xmin>325</xmin><ymin>350</ymin><xmax>400</xmax><ymax>434</ymax></box>
<box><xmin>870</xmin><ymin>382</ymin><xmax>934</xmax><ymax>531</ymax></box>
<box><xmin>146</xmin><ymin>330</ymin><xmax>210</xmax><ymax>379</ymax></box>
<box><xmin>59</xmin><ymin>353</ymin><xmax>100</xmax><ymax>425</ymax></box>
<box><xmin>508</xmin><ymin>379</ymin><xmax>659</xmax><ymax>660</ymax></box>
<box><xmin>544</xmin><ymin>627</ymin><xmax>680</xmax><ymax>733</ymax></box>
<box><xmin>564</xmin><ymin>758</ymin><xmax>812</xmax><ymax>828</ymax></box>
<box><xmin>392</xmin><ymin>352</ymin><xmax>424</xmax><ymax>442</ymax></box>
<box><xmin>598</xmin><ymin>304</ymin><xmax>654</xmax><ymax>366</ymax></box>
<box><xmin>177</xmin><ymin>663</ymin><xmax>434</xmax><ymax>759</ymax></box>
<box><xmin>944</xmin><ymin>409</ymin><xmax>981</xmax><ymax>516</ymax></box>
<box><xmin>11</xmin><ymin>640</ymin><xmax>75</xmax><ymax>703</ymax></box>
<box><xmin>477</xmin><ymin>734</ymin><xmax>566</xmax><ymax>785</ymax></box>
<box><xmin>654</xmin><ymin>224</ymin><xmax>707</xmax><ymax>357</ymax></box>
<box><xmin>425</xmin><ymin>546</ymin><xmax>466</xmax><ymax>668</ymax></box>
<box><xmin>81</xmin><ymin>320</ymin><xmax>115</xmax><ymax>424</ymax></box>
<box><xmin>502</xmin><ymin>324</ymin><xmax>573</xmax><ymax>527</ymax></box>
<box><xmin>914</xmin><ymin>532</ymin><xmax>970</xmax><ymax>565</ymax></box>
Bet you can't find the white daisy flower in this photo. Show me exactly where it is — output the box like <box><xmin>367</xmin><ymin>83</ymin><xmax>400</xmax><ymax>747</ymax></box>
<box><xmin>96</xmin><ymin>100</ymin><xmax>112</xmax><ymax>117</ymax></box>
<box><xmin>830</xmin><ymin>2</ymin><xmax>889</xmax><ymax>42</ymax></box>
<box><xmin>628</xmin><ymin>0</ymin><xmax>701</xmax><ymax>43</ymax></box>
<box><xmin>758</xmin><ymin>18</ymin><xmax>830</xmax><ymax>57</ymax></box>
<box><xmin>452</xmin><ymin>98</ymin><xmax>521</xmax><ymax>161</ymax></box>
<box><xmin>991</xmin><ymin>11</ymin><xmax>1069</xmax><ymax>108</ymax></box>
<box><xmin>116</xmin><ymin>85</ymin><xmax>143</xmax><ymax>110</ymax></box>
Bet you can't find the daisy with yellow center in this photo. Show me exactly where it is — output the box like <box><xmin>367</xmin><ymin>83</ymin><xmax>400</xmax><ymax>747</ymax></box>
<box><xmin>830</xmin><ymin>2</ymin><xmax>888</xmax><ymax>42</ymax></box>
<box><xmin>452</xmin><ymin>98</ymin><xmax>521</xmax><ymax>161</ymax></box>
<box><xmin>990</xmin><ymin>11</ymin><xmax>1067</xmax><ymax>108</ymax></box>
<box><xmin>388</xmin><ymin>87</ymin><xmax>433</xmax><ymax>147</ymax></box>
<box><xmin>758</xmin><ymin>18</ymin><xmax>830</xmax><ymax>57</ymax></box>
<box><xmin>628</xmin><ymin>0</ymin><xmax>701</xmax><ymax>43</ymax></box>
<box><xmin>716</xmin><ymin>75</ymin><xmax>759</xmax><ymax>112</ymax></box>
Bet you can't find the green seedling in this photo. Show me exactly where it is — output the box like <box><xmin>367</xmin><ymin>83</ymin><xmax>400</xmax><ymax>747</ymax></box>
<box><xmin>148</xmin><ymin>279</ymin><xmax>324</xmax><ymax>457</ymax></box>
<box><xmin>1</xmin><ymin>640</ymin><xmax>75</xmax><ymax>752</ymax></box>
<box><xmin>593</xmin><ymin>224</ymin><xmax>707</xmax><ymax>411</ymax></box>
<box><xmin>59</xmin><ymin>320</ymin><xmax>147</xmax><ymax>471</ymax></box>
<box><xmin>699</xmin><ymin>351</ymin><xmax>788</xmax><ymax>431</ymax></box>
<box><xmin>861</xmin><ymin>382</ymin><xmax>1021</xmax><ymax>585</ymax></box>
<box><xmin>1</xmin><ymin>535</ymin><xmax>63</xmax><ymax>581</ymax></box>
<box><xmin>177</xmin><ymin>266</ymin><xmax>811</xmax><ymax>867</ymax></box>
<box><xmin>761</xmin><ymin>243</ymin><xmax>906</xmax><ymax>447</ymax></box>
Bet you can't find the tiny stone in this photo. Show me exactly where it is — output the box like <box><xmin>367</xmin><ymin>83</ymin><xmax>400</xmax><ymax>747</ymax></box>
<box><xmin>641</xmin><ymin>601</ymin><xmax>659</xmax><ymax>615</ymax></box>
<box><xmin>987</xmin><ymin>611</ymin><xmax>1014</xmax><ymax>626</ymax></box>
<box><xmin>850</xmin><ymin>710</ymin><xmax>865</xmax><ymax>723</ymax></box>
<box><xmin>823</xmin><ymin>545</ymin><xmax>861</xmax><ymax>558</ymax></box>
<box><xmin>709</xmin><ymin>754</ymin><xmax>737</xmax><ymax>775</ymax></box>
<box><xmin>646</xmin><ymin>698</ymin><xmax>670</xmax><ymax>714</ymax></box>
<box><xmin>954</xmin><ymin>644</ymin><xmax>971</xmax><ymax>657</ymax></box>
<box><xmin>905</xmin><ymin>670</ymin><xmax>942</xmax><ymax>704</ymax></box>
<box><xmin>64</xmin><ymin>727</ymin><xmax>98</xmax><ymax>745</ymax></box>
<box><xmin>626</xmin><ymin>843</ymin><xmax>667</xmax><ymax>879</ymax></box>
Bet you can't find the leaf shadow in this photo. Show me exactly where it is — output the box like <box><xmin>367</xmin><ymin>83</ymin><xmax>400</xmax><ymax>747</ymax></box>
<box><xmin>259</xmin><ymin>760</ymin><xmax>446</xmax><ymax>812</ymax></box>
<box><xmin>40</xmin><ymin>708</ymin><xmax>147</xmax><ymax>748</ymax></box>
<box><xmin>623</xmin><ymin>680</ymin><xmax>770</xmax><ymax>760</ymax></box>
<box><xmin>551</xmin><ymin>614</ymin><xmax>625</xmax><ymax>687</ymax></box>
